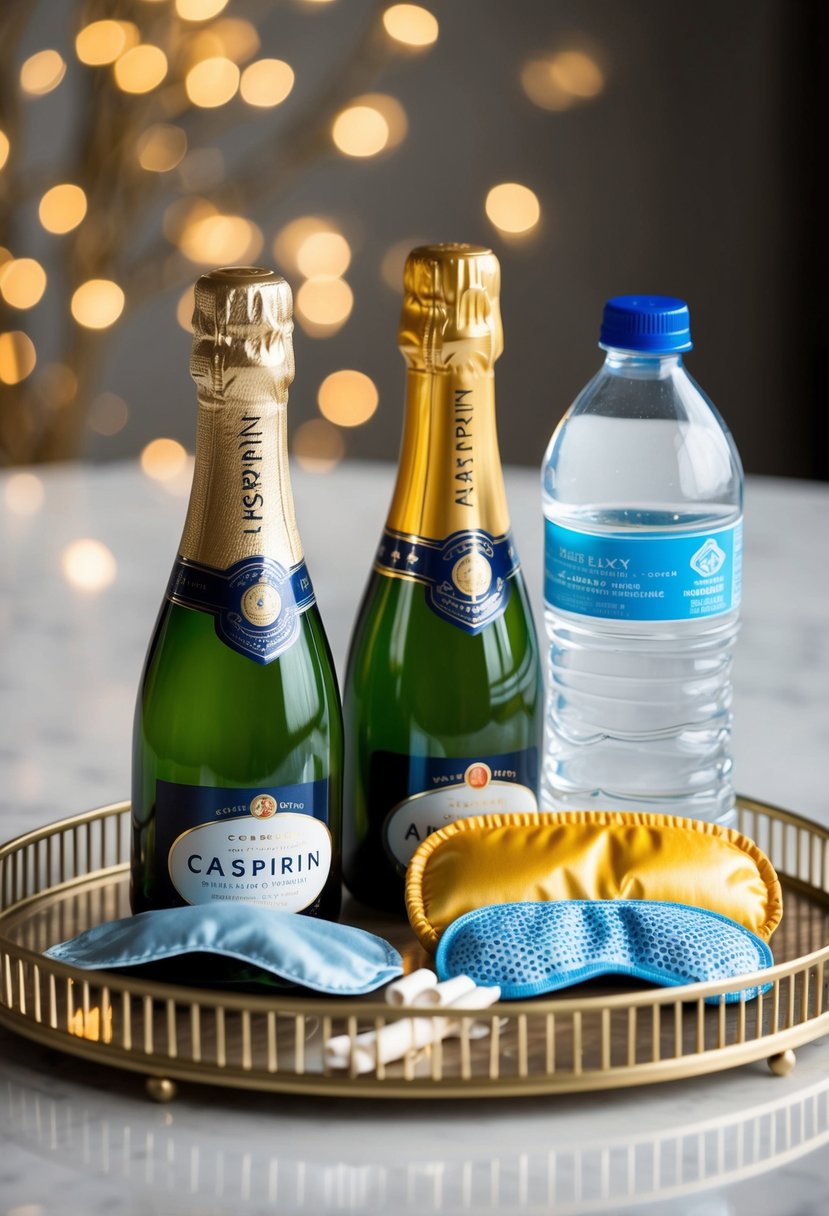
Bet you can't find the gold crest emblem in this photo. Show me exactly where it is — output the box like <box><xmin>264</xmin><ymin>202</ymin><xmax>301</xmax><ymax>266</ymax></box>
<box><xmin>250</xmin><ymin>794</ymin><xmax>277</xmax><ymax>819</ymax></box>
<box><xmin>452</xmin><ymin>552</ymin><xmax>492</xmax><ymax>598</ymax></box>
<box><xmin>464</xmin><ymin>762</ymin><xmax>492</xmax><ymax>790</ymax></box>
<box><xmin>241</xmin><ymin>583</ymin><xmax>281</xmax><ymax>627</ymax></box>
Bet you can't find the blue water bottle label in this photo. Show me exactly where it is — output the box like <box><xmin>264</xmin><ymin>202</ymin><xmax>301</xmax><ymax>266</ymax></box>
<box><xmin>544</xmin><ymin>520</ymin><xmax>742</xmax><ymax>622</ymax></box>
<box><xmin>167</xmin><ymin>554</ymin><xmax>316</xmax><ymax>664</ymax></box>
<box><xmin>156</xmin><ymin>778</ymin><xmax>332</xmax><ymax>911</ymax></box>
<box><xmin>374</xmin><ymin>527</ymin><xmax>520</xmax><ymax>634</ymax></box>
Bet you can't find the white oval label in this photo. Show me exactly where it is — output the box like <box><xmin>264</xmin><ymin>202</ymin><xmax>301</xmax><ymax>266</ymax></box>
<box><xmin>384</xmin><ymin>771</ymin><xmax>538</xmax><ymax>869</ymax></box>
<box><xmin>168</xmin><ymin>812</ymin><xmax>332</xmax><ymax>911</ymax></box>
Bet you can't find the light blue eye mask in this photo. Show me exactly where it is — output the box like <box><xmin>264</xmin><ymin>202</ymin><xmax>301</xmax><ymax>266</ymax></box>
<box><xmin>435</xmin><ymin>901</ymin><xmax>773</xmax><ymax>1003</ymax></box>
<box><xmin>45</xmin><ymin>905</ymin><xmax>403</xmax><ymax>996</ymax></box>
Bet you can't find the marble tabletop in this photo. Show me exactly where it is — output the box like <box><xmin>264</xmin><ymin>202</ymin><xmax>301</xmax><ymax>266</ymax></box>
<box><xmin>1</xmin><ymin>459</ymin><xmax>828</xmax><ymax>1216</ymax></box>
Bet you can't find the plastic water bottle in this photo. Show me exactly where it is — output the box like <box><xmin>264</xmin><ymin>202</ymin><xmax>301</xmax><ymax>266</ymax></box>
<box><xmin>541</xmin><ymin>295</ymin><xmax>743</xmax><ymax>826</ymax></box>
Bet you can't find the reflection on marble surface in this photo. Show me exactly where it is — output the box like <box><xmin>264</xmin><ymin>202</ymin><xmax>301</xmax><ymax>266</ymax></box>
<box><xmin>1</xmin><ymin>1030</ymin><xmax>829</xmax><ymax>1216</ymax></box>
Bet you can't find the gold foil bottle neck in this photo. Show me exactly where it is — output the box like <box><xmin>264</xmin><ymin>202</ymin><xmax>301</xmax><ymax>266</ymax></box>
<box><xmin>399</xmin><ymin>243</ymin><xmax>503</xmax><ymax>375</ymax></box>
<box><xmin>191</xmin><ymin>266</ymin><xmax>295</xmax><ymax>405</ymax></box>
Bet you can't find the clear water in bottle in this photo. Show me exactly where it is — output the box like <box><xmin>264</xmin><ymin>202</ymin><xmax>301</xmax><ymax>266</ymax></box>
<box><xmin>541</xmin><ymin>296</ymin><xmax>743</xmax><ymax>826</ymax></box>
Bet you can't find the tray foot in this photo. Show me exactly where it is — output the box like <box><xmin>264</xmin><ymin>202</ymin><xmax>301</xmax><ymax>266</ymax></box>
<box><xmin>146</xmin><ymin>1076</ymin><xmax>178</xmax><ymax>1103</ymax></box>
<box><xmin>768</xmin><ymin>1049</ymin><xmax>797</xmax><ymax>1077</ymax></box>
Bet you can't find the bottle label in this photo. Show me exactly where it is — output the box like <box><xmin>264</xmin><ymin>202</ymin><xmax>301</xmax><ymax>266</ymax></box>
<box><xmin>373</xmin><ymin>748</ymin><xmax>539</xmax><ymax>871</ymax></box>
<box><xmin>544</xmin><ymin>520</ymin><xmax>742</xmax><ymax>621</ymax></box>
<box><xmin>157</xmin><ymin>779</ymin><xmax>332</xmax><ymax>912</ymax></box>
<box><xmin>167</xmin><ymin>554</ymin><xmax>315</xmax><ymax>664</ymax></box>
<box><xmin>373</xmin><ymin>527</ymin><xmax>519</xmax><ymax>634</ymax></box>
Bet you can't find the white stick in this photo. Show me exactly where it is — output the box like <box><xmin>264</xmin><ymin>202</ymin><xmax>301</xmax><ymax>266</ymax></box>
<box><xmin>384</xmin><ymin>968</ymin><xmax>438</xmax><ymax>1007</ymax></box>
<box><xmin>324</xmin><ymin>984</ymin><xmax>503</xmax><ymax>1072</ymax></box>
<box><xmin>411</xmin><ymin>974</ymin><xmax>478</xmax><ymax>1008</ymax></box>
<box><xmin>445</xmin><ymin>984</ymin><xmax>501</xmax><ymax>1010</ymax></box>
<box><xmin>324</xmin><ymin>1017</ymin><xmax>450</xmax><ymax>1074</ymax></box>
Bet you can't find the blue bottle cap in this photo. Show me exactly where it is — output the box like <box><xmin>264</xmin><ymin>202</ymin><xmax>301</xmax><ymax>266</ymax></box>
<box><xmin>599</xmin><ymin>295</ymin><xmax>693</xmax><ymax>353</ymax></box>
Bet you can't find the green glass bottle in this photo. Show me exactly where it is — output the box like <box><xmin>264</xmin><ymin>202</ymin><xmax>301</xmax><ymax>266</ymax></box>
<box><xmin>343</xmin><ymin>244</ymin><xmax>542</xmax><ymax>911</ymax></box>
<box><xmin>131</xmin><ymin>267</ymin><xmax>342</xmax><ymax>920</ymax></box>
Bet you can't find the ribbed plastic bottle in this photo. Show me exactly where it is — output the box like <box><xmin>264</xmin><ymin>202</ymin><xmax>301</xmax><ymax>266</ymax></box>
<box><xmin>541</xmin><ymin>295</ymin><xmax>743</xmax><ymax>826</ymax></box>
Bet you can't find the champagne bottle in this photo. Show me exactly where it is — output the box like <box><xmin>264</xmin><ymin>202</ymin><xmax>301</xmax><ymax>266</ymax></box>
<box><xmin>343</xmin><ymin>244</ymin><xmax>542</xmax><ymax>911</ymax></box>
<box><xmin>131</xmin><ymin>267</ymin><xmax>342</xmax><ymax>920</ymax></box>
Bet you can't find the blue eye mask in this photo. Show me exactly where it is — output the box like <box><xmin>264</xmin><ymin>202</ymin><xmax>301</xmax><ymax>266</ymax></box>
<box><xmin>45</xmin><ymin>905</ymin><xmax>402</xmax><ymax>997</ymax></box>
<box><xmin>435</xmin><ymin>901</ymin><xmax>773</xmax><ymax>1004</ymax></box>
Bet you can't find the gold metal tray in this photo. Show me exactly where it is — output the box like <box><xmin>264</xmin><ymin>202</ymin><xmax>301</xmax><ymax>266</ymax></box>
<box><xmin>1</xmin><ymin>798</ymin><xmax>827</xmax><ymax>1100</ymax></box>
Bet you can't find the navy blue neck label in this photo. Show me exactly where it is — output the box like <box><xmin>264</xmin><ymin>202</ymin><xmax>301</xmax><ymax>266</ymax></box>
<box><xmin>167</xmin><ymin>554</ymin><xmax>315</xmax><ymax>664</ymax></box>
<box><xmin>374</xmin><ymin>527</ymin><xmax>519</xmax><ymax>634</ymax></box>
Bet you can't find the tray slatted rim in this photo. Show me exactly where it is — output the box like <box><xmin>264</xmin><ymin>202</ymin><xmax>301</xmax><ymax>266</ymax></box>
<box><xmin>0</xmin><ymin>799</ymin><xmax>827</xmax><ymax>1098</ymax></box>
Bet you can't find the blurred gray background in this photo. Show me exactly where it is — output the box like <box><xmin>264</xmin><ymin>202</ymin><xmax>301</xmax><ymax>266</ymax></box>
<box><xmin>1</xmin><ymin>0</ymin><xmax>825</xmax><ymax>477</ymax></box>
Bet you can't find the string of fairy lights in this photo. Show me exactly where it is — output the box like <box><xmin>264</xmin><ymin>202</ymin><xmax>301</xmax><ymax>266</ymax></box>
<box><xmin>1</xmin><ymin>0</ymin><xmax>606</xmax><ymax>593</ymax></box>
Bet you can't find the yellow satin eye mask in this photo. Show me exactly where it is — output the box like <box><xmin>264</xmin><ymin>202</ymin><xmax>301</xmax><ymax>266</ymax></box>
<box><xmin>405</xmin><ymin>811</ymin><xmax>783</xmax><ymax>953</ymax></box>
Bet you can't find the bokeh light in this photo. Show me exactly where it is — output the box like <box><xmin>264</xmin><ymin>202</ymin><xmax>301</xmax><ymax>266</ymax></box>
<box><xmin>485</xmin><ymin>182</ymin><xmax>541</xmax><ymax>235</ymax></box>
<box><xmin>521</xmin><ymin>60</ymin><xmax>572</xmax><ymax>112</ymax></box>
<box><xmin>157</xmin><ymin>456</ymin><xmax>196</xmax><ymax>498</ymax></box>
<box><xmin>0</xmin><ymin>259</ymin><xmax>47</xmax><ymax>310</ymax></box>
<box><xmin>38</xmin><ymin>184</ymin><xmax>88</xmax><ymax>234</ymax></box>
<box><xmin>549</xmin><ymin>50</ymin><xmax>605</xmax><ymax>98</ymax></box>
<box><xmin>185</xmin><ymin>57</ymin><xmax>240</xmax><ymax>107</ymax></box>
<box><xmin>61</xmin><ymin>539</ymin><xmax>118</xmax><ymax>593</ymax></box>
<box><xmin>0</xmin><ymin>131</ymin><xmax>10</xmax><ymax>171</ymax></box>
<box><xmin>164</xmin><ymin>197</ymin><xmax>215</xmax><ymax>244</ymax></box>
<box><xmin>14</xmin><ymin>758</ymin><xmax>43</xmax><ymax>803</ymax></box>
<box><xmin>75</xmin><ymin>20</ymin><xmax>139</xmax><ymax>66</ymax></box>
<box><xmin>176</xmin><ymin>285</ymin><xmax>195</xmax><ymax>332</ymax></box>
<box><xmin>89</xmin><ymin>392</ymin><xmax>129</xmax><ymax>436</ymax></box>
<box><xmin>273</xmin><ymin>216</ymin><xmax>329</xmax><ymax>274</ymax></box>
<box><xmin>296</xmin><ymin>230</ymin><xmax>351</xmax><ymax>278</ymax></box>
<box><xmin>186</xmin><ymin>29</ymin><xmax>228</xmax><ymax>64</ymax></box>
<box><xmin>381</xmin><ymin>237</ymin><xmax>427</xmax><ymax>290</ymax></box>
<box><xmin>318</xmin><ymin>370</ymin><xmax>379</xmax><ymax>427</ymax></box>
<box><xmin>39</xmin><ymin>362</ymin><xmax>78</xmax><ymax>408</ymax></box>
<box><xmin>141</xmin><ymin>437</ymin><xmax>189</xmax><ymax>481</ymax></box>
<box><xmin>295</xmin><ymin>277</ymin><xmax>353</xmax><ymax>335</ymax></box>
<box><xmin>179</xmin><ymin>213</ymin><xmax>262</xmax><ymax>264</ymax></box>
<box><xmin>114</xmin><ymin>45</ymin><xmax>168</xmax><ymax>94</ymax></box>
<box><xmin>0</xmin><ymin>332</ymin><xmax>37</xmax><ymax>384</ymax></box>
<box><xmin>71</xmin><ymin>280</ymin><xmax>126</xmax><ymax>329</ymax></box>
<box><xmin>209</xmin><ymin>18</ymin><xmax>260</xmax><ymax>63</ymax></box>
<box><xmin>521</xmin><ymin>50</ymin><xmax>605</xmax><ymax>111</ymax></box>
<box><xmin>20</xmin><ymin>50</ymin><xmax>67</xmax><ymax>96</ymax></box>
<box><xmin>360</xmin><ymin>93</ymin><xmax>407</xmax><ymax>146</ymax></box>
<box><xmin>176</xmin><ymin>0</ymin><xmax>230</xmax><ymax>19</ymax></box>
<box><xmin>382</xmin><ymin>5</ymin><xmax>439</xmax><ymax>47</ymax></box>
<box><xmin>293</xmin><ymin>419</ymin><xmax>346</xmax><ymax>473</ymax></box>
<box><xmin>240</xmin><ymin>59</ymin><xmax>295</xmax><ymax>107</ymax></box>
<box><xmin>4</xmin><ymin>473</ymin><xmax>44</xmax><ymax>517</ymax></box>
<box><xmin>137</xmin><ymin>124</ymin><xmax>188</xmax><ymax>172</ymax></box>
<box><xmin>332</xmin><ymin>105</ymin><xmax>389</xmax><ymax>157</ymax></box>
